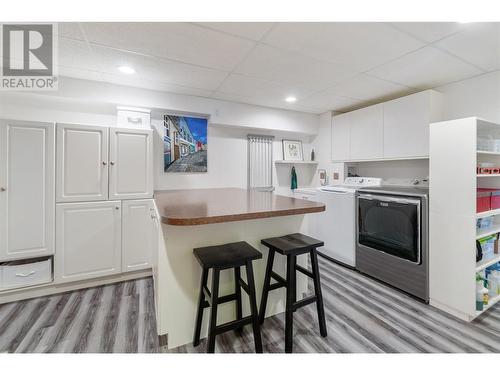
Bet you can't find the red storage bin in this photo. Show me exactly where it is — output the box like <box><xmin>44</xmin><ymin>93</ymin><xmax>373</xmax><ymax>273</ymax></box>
<box><xmin>477</xmin><ymin>188</ymin><xmax>500</xmax><ymax>212</ymax></box>
<box><xmin>491</xmin><ymin>190</ymin><xmax>500</xmax><ymax>210</ymax></box>
<box><xmin>477</xmin><ymin>189</ymin><xmax>492</xmax><ymax>213</ymax></box>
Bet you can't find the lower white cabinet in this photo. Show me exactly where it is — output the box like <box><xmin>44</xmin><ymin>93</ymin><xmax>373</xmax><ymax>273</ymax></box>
<box><xmin>56</xmin><ymin>201</ymin><xmax>122</xmax><ymax>283</ymax></box>
<box><xmin>122</xmin><ymin>199</ymin><xmax>156</xmax><ymax>272</ymax></box>
<box><xmin>55</xmin><ymin>199</ymin><xmax>156</xmax><ymax>284</ymax></box>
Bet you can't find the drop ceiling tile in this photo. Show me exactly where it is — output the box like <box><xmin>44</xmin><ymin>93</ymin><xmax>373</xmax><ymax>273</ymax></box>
<box><xmin>57</xmin><ymin>22</ymin><xmax>86</xmax><ymax>41</ymax></box>
<box><xmin>81</xmin><ymin>22</ymin><xmax>255</xmax><ymax>71</ymax></box>
<box><xmin>195</xmin><ymin>22</ymin><xmax>275</xmax><ymax>41</ymax></box>
<box><xmin>91</xmin><ymin>45</ymin><xmax>228</xmax><ymax>91</ymax></box>
<box><xmin>98</xmin><ymin>72</ymin><xmax>215</xmax><ymax>97</ymax></box>
<box><xmin>58</xmin><ymin>38</ymin><xmax>101</xmax><ymax>72</ymax></box>
<box><xmin>262</xmin><ymin>22</ymin><xmax>425</xmax><ymax>72</ymax></box>
<box><xmin>234</xmin><ymin>44</ymin><xmax>358</xmax><ymax>91</ymax></box>
<box><xmin>298</xmin><ymin>90</ymin><xmax>362</xmax><ymax>113</ymax></box>
<box><xmin>58</xmin><ymin>66</ymin><xmax>105</xmax><ymax>82</ymax></box>
<box><xmin>390</xmin><ymin>22</ymin><xmax>466</xmax><ymax>43</ymax></box>
<box><xmin>435</xmin><ymin>22</ymin><xmax>500</xmax><ymax>72</ymax></box>
<box><xmin>211</xmin><ymin>91</ymin><xmax>322</xmax><ymax>114</ymax></box>
<box><xmin>217</xmin><ymin>74</ymin><xmax>314</xmax><ymax>101</ymax></box>
<box><xmin>368</xmin><ymin>46</ymin><xmax>483</xmax><ymax>89</ymax></box>
<box><xmin>327</xmin><ymin>74</ymin><xmax>414</xmax><ymax>101</ymax></box>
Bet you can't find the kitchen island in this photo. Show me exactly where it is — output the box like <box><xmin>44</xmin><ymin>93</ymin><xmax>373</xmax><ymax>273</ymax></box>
<box><xmin>153</xmin><ymin>188</ymin><xmax>325</xmax><ymax>349</ymax></box>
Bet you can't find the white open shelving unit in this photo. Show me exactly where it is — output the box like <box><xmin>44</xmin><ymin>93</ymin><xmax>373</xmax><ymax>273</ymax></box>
<box><xmin>430</xmin><ymin>117</ymin><xmax>500</xmax><ymax>321</ymax></box>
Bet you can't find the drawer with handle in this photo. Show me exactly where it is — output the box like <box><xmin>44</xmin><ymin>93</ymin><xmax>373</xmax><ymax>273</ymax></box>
<box><xmin>0</xmin><ymin>258</ymin><xmax>53</xmax><ymax>290</ymax></box>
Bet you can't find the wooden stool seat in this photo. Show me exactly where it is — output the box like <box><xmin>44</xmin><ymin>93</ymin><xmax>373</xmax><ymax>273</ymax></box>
<box><xmin>193</xmin><ymin>241</ymin><xmax>262</xmax><ymax>269</ymax></box>
<box><xmin>193</xmin><ymin>241</ymin><xmax>263</xmax><ymax>353</ymax></box>
<box><xmin>261</xmin><ymin>233</ymin><xmax>324</xmax><ymax>255</ymax></box>
<box><xmin>259</xmin><ymin>233</ymin><xmax>327</xmax><ymax>353</ymax></box>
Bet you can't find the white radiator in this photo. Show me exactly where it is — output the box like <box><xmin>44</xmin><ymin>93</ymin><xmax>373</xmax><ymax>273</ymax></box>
<box><xmin>248</xmin><ymin>135</ymin><xmax>274</xmax><ymax>190</ymax></box>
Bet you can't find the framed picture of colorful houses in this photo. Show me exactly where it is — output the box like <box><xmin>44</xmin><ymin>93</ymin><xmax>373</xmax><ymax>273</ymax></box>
<box><xmin>163</xmin><ymin>114</ymin><xmax>208</xmax><ymax>172</ymax></box>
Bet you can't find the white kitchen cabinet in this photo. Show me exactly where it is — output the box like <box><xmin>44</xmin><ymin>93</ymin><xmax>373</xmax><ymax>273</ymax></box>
<box><xmin>0</xmin><ymin>120</ymin><xmax>55</xmax><ymax>261</ymax></box>
<box><xmin>56</xmin><ymin>123</ymin><xmax>109</xmax><ymax>202</ymax></box>
<box><xmin>383</xmin><ymin>90</ymin><xmax>443</xmax><ymax>158</ymax></box>
<box><xmin>122</xmin><ymin>199</ymin><xmax>156</xmax><ymax>272</ymax></box>
<box><xmin>331</xmin><ymin>90</ymin><xmax>442</xmax><ymax>162</ymax></box>
<box><xmin>108</xmin><ymin>127</ymin><xmax>153</xmax><ymax>200</ymax></box>
<box><xmin>56</xmin><ymin>201</ymin><xmax>122</xmax><ymax>283</ymax></box>
<box><xmin>349</xmin><ymin>103</ymin><xmax>384</xmax><ymax>160</ymax></box>
<box><xmin>331</xmin><ymin>112</ymin><xmax>350</xmax><ymax>161</ymax></box>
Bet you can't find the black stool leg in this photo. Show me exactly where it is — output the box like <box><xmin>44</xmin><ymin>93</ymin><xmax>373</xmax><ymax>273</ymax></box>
<box><xmin>207</xmin><ymin>269</ymin><xmax>220</xmax><ymax>353</ymax></box>
<box><xmin>245</xmin><ymin>261</ymin><xmax>263</xmax><ymax>353</ymax></box>
<box><xmin>193</xmin><ymin>267</ymin><xmax>209</xmax><ymax>347</ymax></box>
<box><xmin>234</xmin><ymin>266</ymin><xmax>243</xmax><ymax>334</ymax></box>
<box><xmin>259</xmin><ymin>248</ymin><xmax>275</xmax><ymax>324</ymax></box>
<box><xmin>310</xmin><ymin>249</ymin><xmax>327</xmax><ymax>337</ymax></box>
<box><xmin>285</xmin><ymin>254</ymin><xmax>296</xmax><ymax>353</ymax></box>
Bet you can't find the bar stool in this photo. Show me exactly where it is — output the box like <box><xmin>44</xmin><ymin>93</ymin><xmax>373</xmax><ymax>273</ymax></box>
<box><xmin>193</xmin><ymin>241</ymin><xmax>263</xmax><ymax>353</ymax></box>
<box><xmin>259</xmin><ymin>233</ymin><xmax>327</xmax><ymax>353</ymax></box>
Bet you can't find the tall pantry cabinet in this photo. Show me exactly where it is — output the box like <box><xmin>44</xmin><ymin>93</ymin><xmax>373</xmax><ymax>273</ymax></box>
<box><xmin>55</xmin><ymin>124</ymin><xmax>154</xmax><ymax>283</ymax></box>
<box><xmin>0</xmin><ymin>120</ymin><xmax>55</xmax><ymax>261</ymax></box>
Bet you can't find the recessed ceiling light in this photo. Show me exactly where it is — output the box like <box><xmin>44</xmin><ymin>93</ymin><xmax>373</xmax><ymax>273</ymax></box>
<box><xmin>118</xmin><ymin>66</ymin><xmax>135</xmax><ymax>74</ymax></box>
<box><xmin>285</xmin><ymin>96</ymin><xmax>297</xmax><ymax>103</ymax></box>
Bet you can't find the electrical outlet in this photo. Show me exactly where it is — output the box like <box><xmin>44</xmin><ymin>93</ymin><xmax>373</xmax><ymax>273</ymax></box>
<box><xmin>333</xmin><ymin>172</ymin><xmax>339</xmax><ymax>180</ymax></box>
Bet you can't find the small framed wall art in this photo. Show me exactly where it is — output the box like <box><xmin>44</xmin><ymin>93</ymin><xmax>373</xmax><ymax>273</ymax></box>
<box><xmin>282</xmin><ymin>139</ymin><xmax>304</xmax><ymax>161</ymax></box>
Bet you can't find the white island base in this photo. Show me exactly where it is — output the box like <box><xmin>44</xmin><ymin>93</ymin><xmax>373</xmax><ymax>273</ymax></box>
<box><xmin>154</xmin><ymin>215</ymin><xmax>310</xmax><ymax>349</ymax></box>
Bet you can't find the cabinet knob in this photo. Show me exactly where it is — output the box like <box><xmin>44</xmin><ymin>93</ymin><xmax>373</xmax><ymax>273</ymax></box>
<box><xmin>102</xmin><ymin>161</ymin><xmax>107</xmax><ymax>166</ymax></box>
<box><xmin>0</xmin><ymin>187</ymin><xmax>6</xmax><ymax>192</ymax></box>
<box><xmin>115</xmin><ymin>206</ymin><xmax>120</xmax><ymax>210</ymax></box>
<box><xmin>110</xmin><ymin>161</ymin><xmax>115</xmax><ymax>166</ymax></box>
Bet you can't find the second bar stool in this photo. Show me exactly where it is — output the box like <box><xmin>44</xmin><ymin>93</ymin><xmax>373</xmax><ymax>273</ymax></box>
<box><xmin>259</xmin><ymin>233</ymin><xmax>327</xmax><ymax>353</ymax></box>
<box><xmin>193</xmin><ymin>241</ymin><xmax>263</xmax><ymax>353</ymax></box>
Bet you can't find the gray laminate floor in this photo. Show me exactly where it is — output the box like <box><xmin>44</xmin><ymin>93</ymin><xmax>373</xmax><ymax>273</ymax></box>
<box><xmin>0</xmin><ymin>277</ymin><xmax>159</xmax><ymax>353</ymax></box>
<box><xmin>1</xmin><ymin>257</ymin><xmax>500</xmax><ymax>353</ymax></box>
<box><xmin>167</xmin><ymin>256</ymin><xmax>500</xmax><ymax>353</ymax></box>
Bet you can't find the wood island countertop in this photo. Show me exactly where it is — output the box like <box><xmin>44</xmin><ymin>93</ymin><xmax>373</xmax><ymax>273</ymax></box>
<box><xmin>154</xmin><ymin>188</ymin><xmax>325</xmax><ymax>226</ymax></box>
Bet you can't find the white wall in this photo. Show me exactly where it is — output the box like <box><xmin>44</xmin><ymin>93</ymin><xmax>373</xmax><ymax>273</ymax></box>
<box><xmin>351</xmin><ymin>159</ymin><xmax>429</xmax><ymax>180</ymax></box>
<box><xmin>151</xmin><ymin>117</ymin><xmax>316</xmax><ymax>194</ymax></box>
<box><xmin>439</xmin><ymin>70</ymin><xmax>500</xmax><ymax>123</ymax></box>
<box><xmin>0</xmin><ymin>76</ymin><xmax>321</xmax><ymax>193</ymax></box>
<box><xmin>310</xmin><ymin>111</ymin><xmax>346</xmax><ymax>185</ymax></box>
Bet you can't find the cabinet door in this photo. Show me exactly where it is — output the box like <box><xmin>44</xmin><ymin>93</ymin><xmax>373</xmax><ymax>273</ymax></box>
<box><xmin>56</xmin><ymin>123</ymin><xmax>109</xmax><ymax>202</ymax></box>
<box><xmin>55</xmin><ymin>201</ymin><xmax>122</xmax><ymax>283</ymax></box>
<box><xmin>332</xmin><ymin>113</ymin><xmax>350</xmax><ymax>161</ymax></box>
<box><xmin>0</xmin><ymin>120</ymin><xmax>55</xmax><ymax>261</ymax></box>
<box><xmin>349</xmin><ymin>104</ymin><xmax>384</xmax><ymax>160</ymax></box>
<box><xmin>383</xmin><ymin>91</ymin><xmax>431</xmax><ymax>158</ymax></box>
<box><xmin>109</xmin><ymin>128</ymin><xmax>153</xmax><ymax>200</ymax></box>
<box><xmin>122</xmin><ymin>199</ymin><xmax>155</xmax><ymax>272</ymax></box>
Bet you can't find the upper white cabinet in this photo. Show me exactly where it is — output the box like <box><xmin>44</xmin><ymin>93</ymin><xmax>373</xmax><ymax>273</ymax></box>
<box><xmin>331</xmin><ymin>90</ymin><xmax>443</xmax><ymax>162</ymax></box>
<box><xmin>109</xmin><ymin>128</ymin><xmax>153</xmax><ymax>200</ymax></box>
<box><xmin>331</xmin><ymin>112</ymin><xmax>350</xmax><ymax>161</ymax></box>
<box><xmin>122</xmin><ymin>199</ymin><xmax>156</xmax><ymax>272</ymax></box>
<box><xmin>57</xmin><ymin>124</ymin><xmax>109</xmax><ymax>202</ymax></box>
<box><xmin>0</xmin><ymin>120</ymin><xmax>55</xmax><ymax>261</ymax></box>
<box><xmin>55</xmin><ymin>201</ymin><xmax>122</xmax><ymax>283</ymax></box>
<box><xmin>349</xmin><ymin>104</ymin><xmax>384</xmax><ymax>160</ymax></box>
<box><xmin>383</xmin><ymin>90</ymin><xmax>443</xmax><ymax>159</ymax></box>
<box><xmin>56</xmin><ymin>124</ymin><xmax>153</xmax><ymax>202</ymax></box>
